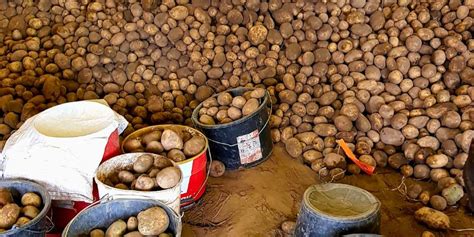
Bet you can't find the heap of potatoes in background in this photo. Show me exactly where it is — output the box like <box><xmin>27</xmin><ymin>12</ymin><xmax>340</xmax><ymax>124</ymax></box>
<box><xmin>0</xmin><ymin>0</ymin><xmax>473</xmax><ymax>212</ymax></box>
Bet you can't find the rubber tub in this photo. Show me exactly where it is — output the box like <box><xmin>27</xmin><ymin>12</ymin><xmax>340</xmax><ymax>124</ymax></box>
<box><xmin>191</xmin><ymin>87</ymin><xmax>273</xmax><ymax>170</ymax></box>
<box><xmin>0</xmin><ymin>179</ymin><xmax>52</xmax><ymax>236</ymax></box>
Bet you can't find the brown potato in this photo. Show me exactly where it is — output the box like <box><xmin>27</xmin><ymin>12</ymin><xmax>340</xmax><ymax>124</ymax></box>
<box><xmin>217</xmin><ymin>92</ymin><xmax>232</xmax><ymax>106</ymax></box>
<box><xmin>227</xmin><ymin>107</ymin><xmax>242</xmax><ymax>120</ymax></box>
<box><xmin>414</xmin><ymin>164</ymin><xmax>431</xmax><ymax>180</ymax></box>
<box><xmin>123</xmin><ymin>138</ymin><xmax>143</xmax><ymax>152</ymax></box>
<box><xmin>441</xmin><ymin>184</ymin><xmax>464</xmax><ymax>205</ymax></box>
<box><xmin>323</xmin><ymin>153</ymin><xmax>346</xmax><ymax>169</ymax></box>
<box><xmin>242</xmin><ymin>98</ymin><xmax>259</xmax><ymax>116</ymax></box>
<box><xmin>281</xmin><ymin>221</ymin><xmax>296</xmax><ymax>234</ymax></box>
<box><xmin>232</xmin><ymin>96</ymin><xmax>247</xmax><ymax>109</ymax></box>
<box><xmin>0</xmin><ymin>203</ymin><xmax>21</xmax><ymax>229</ymax></box>
<box><xmin>118</xmin><ymin>170</ymin><xmax>135</xmax><ymax>184</ymax></box>
<box><xmin>114</xmin><ymin>183</ymin><xmax>129</xmax><ymax>190</ymax></box>
<box><xmin>183</xmin><ymin>136</ymin><xmax>206</xmax><ymax>157</ymax></box>
<box><xmin>105</xmin><ymin>219</ymin><xmax>127</xmax><ymax>237</ymax></box>
<box><xmin>154</xmin><ymin>156</ymin><xmax>173</xmax><ymax>169</ymax></box>
<box><xmin>161</xmin><ymin>129</ymin><xmax>184</xmax><ymax>151</ymax></box>
<box><xmin>407</xmin><ymin>183</ymin><xmax>422</xmax><ymax>199</ymax></box>
<box><xmin>124</xmin><ymin>231</ymin><xmax>143</xmax><ymax>237</ymax></box>
<box><xmin>135</xmin><ymin>175</ymin><xmax>155</xmax><ymax>191</ymax></box>
<box><xmin>133</xmin><ymin>154</ymin><xmax>154</xmax><ymax>173</ymax></box>
<box><xmin>15</xmin><ymin>217</ymin><xmax>30</xmax><ymax>227</ymax></box>
<box><xmin>127</xmin><ymin>216</ymin><xmax>138</xmax><ymax>231</ymax></box>
<box><xmin>0</xmin><ymin>189</ymin><xmax>13</xmax><ymax>206</ymax></box>
<box><xmin>156</xmin><ymin>167</ymin><xmax>181</xmax><ymax>189</ymax></box>
<box><xmin>142</xmin><ymin>131</ymin><xmax>162</xmax><ymax>146</ymax></box>
<box><xmin>285</xmin><ymin>138</ymin><xmax>303</xmax><ymax>158</ymax></box>
<box><xmin>138</xmin><ymin>207</ymin><xmax>169</xmax><ymax>235</ymax></box>
<box><xmin>21</xmin><ymin>192</ymin><xmax>42</xmax><ymax>208</ymax></box>
<box><xmin>426</xmin><ymin>154</ymin><xmax>448</xmax><ymax>168</ymax></box>
<box><xmin>22</xmin><ymin>205</ymin><xmax>40</xmax><ymax>219</ymax></box>
<box><xmin>430</xmin><ymin>195</ymin><xmax>447</xmax><ymax>211</ymax></box>
<box><xmin>414</xmin><ymin>207</ymin><xmax>450</xmax><ymax>230</ymax></box>
<box><xmin>210</xmin><ymin>160</ymin><xmax>225</xmax><ymax>177</ymax></box>
<box><xmin>146</xmin><ymin>141</ymin><xmax>164</xmax><ymax>154</ymax></box>
<box><xmin>168</xmin><ymin>149</ymin><xmax>186</xmax><ymax>162</ymax></box>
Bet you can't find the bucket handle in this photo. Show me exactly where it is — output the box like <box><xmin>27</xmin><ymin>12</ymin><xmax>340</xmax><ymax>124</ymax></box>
<box><xmin>13</xmin><ymin>215</ymin><xmax>55</xmax><ymax>234</ymax></box>
<box><xmin>180</xmin><ymin>148</ymin><xmax>213</xmax><ymax>208</ymax></box>
<box><xmin>202</xmin><ymin>96</ymin><xmax>273</xmax><ymax>147</ymax></box>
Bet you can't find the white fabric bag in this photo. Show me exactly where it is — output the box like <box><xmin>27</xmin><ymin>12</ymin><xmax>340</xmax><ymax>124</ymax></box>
<box><xmin>0</xmin><ymin>100</ymin><xmax>128</xmax><ymax>202</ymax></box>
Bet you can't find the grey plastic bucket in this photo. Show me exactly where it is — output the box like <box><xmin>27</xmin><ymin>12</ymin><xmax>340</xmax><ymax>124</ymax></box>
<box><xmin>0</xmin><ymin>179</ymin><xmax>53</xmax><ymax>236</ymax></box>
<box><xmin>62</xmin><ymin>198</ymin><xmax>181</xmax><ymax>237</ymax></box>
<box><xmin>295</xmin><ymin>183</ymin><xmax>381</xmax><ymax>237</ymax></box>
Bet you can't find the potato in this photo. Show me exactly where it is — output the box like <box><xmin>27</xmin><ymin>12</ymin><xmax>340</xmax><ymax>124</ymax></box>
<box><xmin>217</xmin><ymin>92</ymin><xmax>232</xmax><ymax>106</ymax></box>
<box><xmin>21</xmin><ymin>192</ymin><xmax>42</xmax><ymax>208</ymax></box>
<box><xmin>124</xmin><ymin>231</ymin><xmax>144</xmax><ymax>237</ymax></box>
<box><xmin>133</xmin><ymin>154</ymin><xmax>154</xmax><ymax>173</ymax></box>
<box><xmin>453</xmin><ymin>153</ymin><xmax>467</xmax><ymax>169</ymax></box>
<box><xmin>323</xmin><ymin>153</ymin><xmax>346</xmax><ymax>169</ymax></box>
<box><xmin>281</xmin><ymin>221</ymin><xmax>296</xmax><ymax>234</ymax></box>
<box><xmin>421</xmin><ymin>231</ymin><xmax>436</xmax><ymax>237</ymax></box>
<box><xmin>437</xmin><ymin>177</ymin><xmax>457</xmax><ymax>190</ymax></box>
<box><xmin>183</xmin><ymin>136</ymin><xmax>206</xmax><ymax>157</ymax></box>
<box><xmin>329</xmin><ymin>168</ymin><xmax>345</xmax><ymax>181</ymax></box>
<box><xmin>251</xmin><ymin>88</ymin><xmax>266</xmax><ymax>99</ymax></box>
<box><xmin>210</xmin><ymin>160</ymin><xmax>226</xmax><ymax>177</ymax></box>
<box><xmin>127</xmin><ymin>216</ymin><xmax>138</xmax><ymax>231</ymax></box>
<box><xmin>347</xmin><ymin>164</ymin><xmax>361</xmax><ymax>175</ymax></box>
<box><xmin>118</xmin><ymin>170</ymin><xmax>135</xmax><ymax>184</ymax></box>
<box><xmin>135</xmin><ymin>175</ymin><xmax>155</xmax><ymax>191</ymax></box>
<box><xmin>430</xmin><ymin>169</ymin><xmax>449</xmax><ymax>182</ymax></box>
<box><xmin>419</xmin><ymin>191</ymin><xmax>431</xmax><ymax>205</ymax></box>
<box><xmin>156</xmin><ymin>167</ymin><xmax>181</xmax><ymax>189</ymax></box>
<box><xmin>161</xmin><ymin>129</ymin><xmax>184</xmax><ymax>151</ymax></box>
<box><xmin>105</xmin><ymin>219</ymin><xmax>127</xmax><ymax>237</ymax></box>
<box><xmin>413</xmin><ymin>164</ymin><xmax>431</xmax><ymax>180</ymax></box>
<box><xmin>90</xmin><ymin>229</ymin><xmax>105</xmax><ymax>237</ymax></box>
<box><xmin>303</xmin><ymin>150</ymin><xmax>323</xmax><ymax>164</ymax></box>
<box><xmin>115</xmin><ymin>183</ymin><xmax>129</xmax><ymax>190</ymax></box>
<box><xmin>242</xmin><ymin>98</ymin><xmax>259</xmax><ymax>116</ymax></box>
<box><xmin>0</xmin><ymin>189</ymin><xmax>13</xmax><ymax>206</ymax></box>
<box><xmin>285</xmin><ymin>138</ymin><xmax>303</xmax><ymax>158</ymax></box>
<box><xmin>232</xmin><ymin>96</ymin><xmax>247</xmax><ymax>109</ymax></box>
<box><xmin>227</xmin><ymin>107</ymin><xmax>242</xmax><ymax>120</ymax></box>
<box><xmin>359</xmin><ymin>155</ymin><xmax>376</xmax><ymax>167</ymax></box>
<box><xmin>430</xmin><ymin>195</ymin><xmax>447</xmax><ymax>211</ymax></box>
<box><xmin>168</xmin><ymin>149</ymin><xmax>186</xmax><ymax>162</ymax></box>
<box><xmin>400</xmin><ymin>165</ymin><xmax>413</xmax><ymax>177</ymax></box>
<box><xmin>426</xmin><ymin>154</ymin><xmax>448</xmax><ymax>168</ymax></box>
<box><xmin>123</xmin><ymin>138</ymin><xmax>143</xmax><ymax>152</ymax></box>
<box><xmin>137</xmin><ymin>207</ymin><xmax>169</xmax><ymax>235</ymax></box>
<box><xmin>22</xmin><ymin>205</ymin><xmax>40</xmax><ymax>219</ymax></box>
<box><xmin>387</xmin><ymin>153</ymin><xmax>407</xmax><ymax>169</ymax></box>
<box><xmin>148</xmin><ymin>168</ymin><xmax>160</xmax><ymax>178</ymax></box>
<box><xmin>414</xmin><ymin>207</ymin><xmax>450</xmax><ymax>230</ymax></box>
<box><xmin>373</xmin><ymin>150</ymin><xmax>388</xmax><ymax>167</ymax></box>
<box><xmin>407</xmin><ymin>183</ymin><xmax>422</xmax><ymax>199</ymax></box>
<box><xmin>154</xmin><ymin>156</ymin><xmax>173</xmax><ymax>169</ymax></box>
<box><xmin>146</xmin><ymin>141</ymin><xmax>164</xmax><ymax>154</ymax></box>
<box><xmin>142</xmin><ymin>131</ymin><xmax>162</xmax><ymax>145</ymax></box>
<box><xmin>0</xmin><ymin>203</ymin><xmax>20</xmax><ymax>229</ymax></box>
<box><xmin>441</xmin><ymin>184</ymin><xmax>464</xmax><ymax>205</ymax></box>
<box><xmin>15</xmin><ymin>217</ymin><xmax>30</xmax><ymax>227</ymax></box>
<box><xmin>380</xmin><ymin>128</ymin><xmax>405</xmax><ymax>146</ymax></box>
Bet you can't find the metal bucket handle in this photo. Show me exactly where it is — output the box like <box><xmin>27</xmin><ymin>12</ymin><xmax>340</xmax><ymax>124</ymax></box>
<box><xmin>180</xmin><ymin>148</ymin><xmax>213</xmax><ymax>210</ymax></box>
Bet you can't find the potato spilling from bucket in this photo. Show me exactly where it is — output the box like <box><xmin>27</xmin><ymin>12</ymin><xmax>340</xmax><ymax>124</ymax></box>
<box><xmin>0</xmin><ymin>189</ymin><xmax>43</xmax><ymax>231</ymax></box>
<box><xmin>123</xmin><ymin>127</ymin><xmax>206</xmax><ymax>163</ymax></box>
<box><xmin>198</xmin><ymin>88</ymin><xmax>266</xmax><ymax>125</ymax></box>
<box><xmin>87</xmin><ymin>206</ymin><xmax>173</xmax><ymax>236</ymax></box>
<box><xmin>104</xmin><ymin>154</ymin><xmax>181</xmax><ymax>191</ymax></box>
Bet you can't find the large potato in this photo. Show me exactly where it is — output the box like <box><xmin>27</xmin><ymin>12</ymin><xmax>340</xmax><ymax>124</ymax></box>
<box><xmin>285</xmin><ymin>138</ymin><xmax>302</xmax><ymax>158</ymax></box>
<box><xmin>414</xmin><ymin>207</ymin><xmax>450</xmax><ymax>230</ymax></box>
<box><xmin>0</xmin><ymin>203</ymin><xmax>21</xmax><ymax>229</ymax></box>
<box><xmin>161</xmin><ymin>129</ymin><xmax>184</xmax><ymax>151</ymax></box>
<box><xmin>137</xmin><ymin>207</ymin><xmax>170</xmax><ymax>235</ymax></box>
<box><xmin>156</xmin><ymin>167</ymin><xmax>181</xmax><ymax>189</ymax></box>
<box><xmin>242</xmin><ymin>98</ymin><xmax>259</xmax><ymax>116</ymax></box>
<box><xmin>135</xmin><ymin>175</ymin><xmax>155</xmax><ymax>191</ymax></box>
<box><xmin>133</xmin><ymin>154</ymin><xmax>154</xmax><ymax>173</ymax></box>
<box><xmin>105</xmin><ymin>219</ymin><xmax>127</xmax><ymax>237</ymax></box>
<box><xmin>183</xmin><ymin>136</ymin><xmax>206</xmax><ymax>157</ymax></box>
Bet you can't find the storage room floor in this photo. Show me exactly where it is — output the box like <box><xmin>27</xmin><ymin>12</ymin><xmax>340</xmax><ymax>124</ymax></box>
<box><xmin>181</xmin><ymin>143</ymin><xmax>474</xmax><ymax>237</ymax></box>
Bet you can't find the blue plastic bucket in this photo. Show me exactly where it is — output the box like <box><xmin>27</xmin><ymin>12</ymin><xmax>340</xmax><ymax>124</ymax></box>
<box><xmin>62</xmin><ymin>198</ymin><xmax>182</xmax><ymax>237</ymax></box>
<box><xmin>0</xmin><ymin>179</ymin><xmax>53</xmax><ymax>237</ymax></box>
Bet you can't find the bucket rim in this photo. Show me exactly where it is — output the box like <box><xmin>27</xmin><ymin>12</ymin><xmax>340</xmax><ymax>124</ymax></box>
<box><xmin>62</xmin><ymin>198</ymin><xmax>181</xmax><ymax>237</ymax></box>
<box><xmin>191</xmin><ymin>87</ymin><xmax>271</xmax><ymax>130</ymax></box>
<box><xmin>95</xmin><ymin>152</ymin><xmax>183</xmax><ymax>192</ymax></box>
<box><xmin>0</xmin><ymin>178</ymin><xmax>52</xmax><ymax>234</ymax></box>
<box><xmin>303</xmin><ymin>183</ymin><xmax>381</xmax><ymax>222</ymax></box>
<box><xmin>121</xmin><ymin>124</ymin><xmax>209</xmax><ymax>165</ymax></box>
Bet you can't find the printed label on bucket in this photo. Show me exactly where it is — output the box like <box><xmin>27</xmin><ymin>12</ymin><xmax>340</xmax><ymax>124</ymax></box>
<box><xmin>237</xmin><ymin>129</ymin><xmax>263</xmax><ymax>164</ymax></box>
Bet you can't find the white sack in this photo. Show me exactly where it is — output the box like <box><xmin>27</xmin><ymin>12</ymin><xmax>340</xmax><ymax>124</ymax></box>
<box><xmin>0</xmin><ymin>100</ymin><xmax>128</xmax><ymax>202</ymax></box>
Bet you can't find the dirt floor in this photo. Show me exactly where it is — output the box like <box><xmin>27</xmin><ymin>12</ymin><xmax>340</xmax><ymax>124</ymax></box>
<box><xmin>181</xmin><ymin>143</ymin><xmax>474</xmax><ymax>237</ymax></box>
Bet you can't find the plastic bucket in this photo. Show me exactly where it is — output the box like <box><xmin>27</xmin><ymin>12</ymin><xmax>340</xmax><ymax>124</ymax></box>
<box><xmin>95</xmin><ymin>152</ymin><xmax>182</xmax><ymax>213</ymax></box>
<box><xmin>295</xmin><ymin>184</ymin><xmax>381</xmax><ymax>237</ymax></box>
<box><xmin>62</xmin><ymin>198</ymin><xmax>181</xmax><ymax>237</ymax></box>
<box><xmin>122</xmin><ymin>125</ymin><xmax>209</xmax><ymax>209</ymax></box>
<box><xmin>191</xmin><ymin>87</ymin><xmax>273</xmax><ymax>170</ymax></box>
<box><xmin>0</xmin><ymin>179</ymin><xmax>52</xmax><ymax>236</ymax></box>
<box><xmin>33</xmin><ymin>101</ymin><xmax>121</xmax><ymax>230</ymax></box>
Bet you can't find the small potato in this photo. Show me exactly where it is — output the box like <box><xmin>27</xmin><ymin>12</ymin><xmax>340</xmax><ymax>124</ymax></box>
<box><xmin>21</xmin><ymin>192</ymin><xmax>42</xmax><ymax>208</ymax></box>
<box><xmin>145</xmin><ymin>141</ymin><xmax>164</xmax><ymax>154</ymax></box>
<box><xmin>156</xmin><ymin>167</ymin><xmax>181</xmax><ymax>189</ymax></box>
<box><xmin>227</xmin><ymin>107</ymin><xmax>242</xmax><ymax>120</ymax></box>
<box><xmin>123</xmin><ymin>138</ymin><xmax>143</xmax><ymax>152</ymax></box>
<box><xmin>0</xmin><ymin>203</ymin><xmax>21</xmax><ymax>229</ymax></box>
<box><xmin>90</xmin><ymin>228</ymin><xmax>105</xmax><ymax>237</ymax></box>
<box><xmin>430</xmin><ymin>195</ymin><xmax>447</xmax><ymax>211</ymax></box>
<box><xmin>251</xmin><ymin>88</ymin><xmax>266</xmax><ymax>99</ymax></box>
<box><xmin>232</xmin><ymin>96</ymin><xmax>247</xmax><ymax>109</ymax></box>
<box><xmin>323</xmin><ymin>153</ymin><xmax>346</xmax><ymax>169</ymax></box>
<box><xmin>329</xmin><ymin>168</ymin><xmax>345</xmax><ymax>181</ymax></box>
<box><xmin>430</xmin><ymin>168</ymin><xmax>449</xmax><ymax>182</ymax></box>
<box><xmin>118</xmin><ymin>170</ymin><xmax>135</xmax><ymax>184</ymax></box>
<box><xmin>414</xmin><ymin>207</ymin><xmax>450</xmax><ymax>230</ymax></box>
<box><xmin>168</xmin><ymin>149</ymin><xmax>186</xmax><ymax>162</ymax></box>
<box><xmin>419</xmin><ymin>191</ymin><xmax>431</xmax><ymax>205</ymax></box>
<box><xmin>0</xmin><ymin>189</ymin><xmax>13</xmax><ymax>206</ymax></box>
<box><xmin>421</xmin><ymin>231</ymin><xmax>436</xmax><ymax>237</ymax></box>
<box><xmin>183</xmin><ymin>136</ymin><xmax>206</xmax><ymax>157</ymax></box>
<box><xmin>22</xmin><ymin>205</ymin><xmax>40</xmax><ymax>219</ymax></box>
<box><xmin>124</xmin><ymin>231</ymin><xmax>143</xmax><ymax>237</ymax></box>
<box><xmin>127</xmin><ymin>216</ymin><xmax>138</xmax><ymax>231</ymax></box>
<box><xmin>400</xmin><ymin>165</ymin><xmax>413</xmax><ymax>177</ymax></box>
<box><xmin>281</xmin><ymin>221</ymin><xmax>296</xmax><ymax>234</ymax></box>
<box><xmin>426</xmin><ymin>154</ymin><xmax>448</xmax><ymax>168</ymax></box>
<box><xmin>161</xmin><ymin>129</ymin><xmax>184</xmax><ymax>151</ymax></box>
<box><xmin>115</xmin><ymin>183</ymin><xmax>129</xmax><ymax>190</ymax></box>
<box><xmin>347</xmin><ymin>164</ymin><xmax>361</xmax><ymax>175</ymax></box>
<box><xmin>437</xmin><ymin>177</ymin><xmax>457</xmax><ymax>190</ymax></box>
<box><xmin>242</xmin><ymin>98</ymin><xmax>259</xmax><ymax>116</ymax></box>
<box><xmin>133</xmin><ymin>154</ymin><xmax>154</xmax><ymax>173</ymax></box>
<box><xmin>142</xmin><ymin>131</ymin><xmax>162</xmax><ymax>146</ymax></box>
<box><xmin>135</xmin><ymin>175</ymin><xmax>155</xmax><ymax>191</ymax></box>
<box><xmin>285</xmin><ymin>138</ymin><xmax>303</xmax><ymax>158</ymax></box>
<box><xmin>387</xmin><ymin>153</ymin><xmax>407</xmax><ymax>169</ymax></box>
<box><xmin>105</xmin><ymin>219</ymin><xmax>127</xmax><ymax>237</ymax></box>
<box><xmin>15</xmin><ymin>217</ymin><xmax>30</xmax><ymax>227</ymax></box>
<box><xmin>199</xmin><ymin>114</ymin><xmax>216</xmax><ymax>125</ymax></box>
<box><xmin>359</xmin><ymin>155</ymin><xmax>376</xmax><ymax>167</ymax></box>
<box><xmin>210</xmin><ymin>160</ymin><xmax>226</xmax><ymax>177</ymax></box>
<box><xmin>407</xmin><ymin>183</ymin><xmax>422</xmax><ymax>199</ymax></box>
<box><xmin>217</xmin><ymin>92</ymin><xmax>233</xmax><ymax>106</ymax></box>
<box><xmin>154</xmin><ymin>156</ymin><xmax>173</xmax><ymax>169</ymax></box>
<box><xmin>414</xmin><ymin>164</ymin><xmax>431</xmax><ymax>180</ymax></box>
<box><xmin>137</xmin><ymin>207</ymin><xmax>170</xmax><ymax>235</ymax></box>
<box><xmin>148</xmin><ymin>168</ymin><xmax>160</xmax><ymax>178</ymax></box>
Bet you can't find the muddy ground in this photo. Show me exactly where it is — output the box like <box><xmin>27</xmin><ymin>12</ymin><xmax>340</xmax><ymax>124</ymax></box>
<box><xmin>181</xmin><ymin>143</ymin><xmax>474</xmax><ymax>237</ymax></box>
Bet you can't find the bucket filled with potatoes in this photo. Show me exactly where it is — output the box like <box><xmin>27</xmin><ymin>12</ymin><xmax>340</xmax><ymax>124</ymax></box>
<box><xmin>0</xmin><ymin>179</ymin><xmax>51</xmax><ymax>236</ymax></box>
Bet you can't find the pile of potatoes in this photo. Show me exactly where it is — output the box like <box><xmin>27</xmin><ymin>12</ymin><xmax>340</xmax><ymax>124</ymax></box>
<box><xmin>103</xmin><ymin>154</ymin><xmax>181</xmax><ymax>191</ymax></box>
<box><xmin>0</xmin><ymin>189</ymin><xmax>42</xmax><ymax>232</ymax></box>
<box><xmin>85</xmin><ymin>206</ymin><xmax>173</xmax><ymax>237</ymax></box>
<box><xmin>123</xmin><ymin>128</ymin><xmax>206</xmax><ymax>162</ymax></box>
<box><xmin>198</xmin><ymin>88</ymin><xmax>266</xmax><ymax>125</ymax></box>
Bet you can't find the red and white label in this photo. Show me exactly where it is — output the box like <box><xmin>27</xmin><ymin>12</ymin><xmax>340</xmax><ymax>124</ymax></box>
<box><xmin>237</xmin><ymin>130</ymin><xmax>262</xmax><ymax>164</ymax></box>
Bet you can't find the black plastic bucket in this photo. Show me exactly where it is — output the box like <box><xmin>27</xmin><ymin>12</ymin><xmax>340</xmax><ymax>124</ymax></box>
<box><xmin>0</xmin><ymin>179</ymin><xmax>53</xmax><ymax>237</ymax></box>
<box><xmin>191</xmin><ymin>87</ymin><xmax>273</xmax><ymax>170</ymax></box>
<box><xmin>295</xmin><ymin>184</ymin><xmax>381</xmax><ymax>237</ymax></box>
